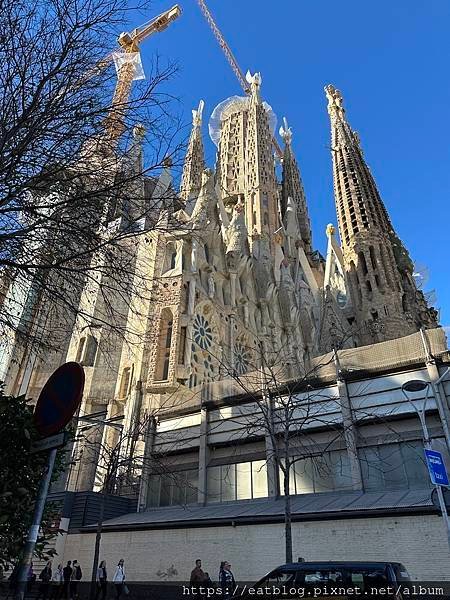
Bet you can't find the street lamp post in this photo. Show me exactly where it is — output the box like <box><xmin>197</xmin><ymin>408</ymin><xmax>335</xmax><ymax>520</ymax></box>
<box><xmin>401</xmin><ymin>379</ymin><xmax>450</xmax><ymax>552</ymax></box>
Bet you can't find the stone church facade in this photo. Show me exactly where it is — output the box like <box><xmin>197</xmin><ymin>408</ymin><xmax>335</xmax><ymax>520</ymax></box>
<box><xmin>2</xmin><ymin>75</ymin><xmax>449</xmax><ymax>579</ymax></box>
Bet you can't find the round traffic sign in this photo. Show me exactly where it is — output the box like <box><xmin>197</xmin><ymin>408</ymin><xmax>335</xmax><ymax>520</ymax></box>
<box><xmin>34</xmin><ymin>362</ymin><xmax>85</xmax><ymax>437</ymax></box>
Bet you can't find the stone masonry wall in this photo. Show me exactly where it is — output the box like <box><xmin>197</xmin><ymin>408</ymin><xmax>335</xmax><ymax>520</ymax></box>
<box><xmin>62</xmin><ymin>514</ymin><xmax>450</xmax><ymax>582</ymax></box>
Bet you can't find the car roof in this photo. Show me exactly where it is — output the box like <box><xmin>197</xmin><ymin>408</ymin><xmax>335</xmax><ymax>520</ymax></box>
<box><xmin>276</xmin><ymin>562</ymin><xmax>401</xmax><ymax>570</ymax></box>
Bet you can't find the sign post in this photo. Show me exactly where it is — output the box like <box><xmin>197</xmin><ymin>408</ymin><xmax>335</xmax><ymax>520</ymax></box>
<box><xmin>16</xmin><ymin>362</ymin><xmax>84</xmax><ymax>600</ymax></box>
<box><xmin>424</xmin><ymin>448</ymin><xmax>450</xmax><ymax>555</ymax></box>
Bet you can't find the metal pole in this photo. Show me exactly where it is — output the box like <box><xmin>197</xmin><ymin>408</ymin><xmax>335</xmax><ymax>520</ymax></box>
<box><xmin>16</xmin><ymin>448</ymin><xmax>57</xmax><ymax>600</ymax></box>
<box><xmin>403</xmin><ymin>386</ymin><xmax>450</xmax><ymax>554</ymax></box>
<box><xmin>433</xmin><ymin>367</ymin><xmax>450</xmax><ymax>453</ymax></box>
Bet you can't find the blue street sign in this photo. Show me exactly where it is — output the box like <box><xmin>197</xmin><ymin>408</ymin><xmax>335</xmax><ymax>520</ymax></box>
<box><xmin>424</xmin><ymin>449</ymin><xmax>449</xmax><ymax>486</ymax></box>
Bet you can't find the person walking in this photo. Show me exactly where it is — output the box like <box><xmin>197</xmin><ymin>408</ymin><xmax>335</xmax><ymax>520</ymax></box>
<box><xmin>219</xmin><ymin>562</ymin><xmax>236</xmax><ymax>599</ymax></box>
<box><xmin>70</xmin><ymin>561</ymin><xmax>82</xmax><ymax>600</ymax></box>
<box><xmin>62</xmin><ymin>562</ymin><xmax>72</xmax><ymax>600</ymax></box>
<box><xmin>189</xmin><ymin>559</ymin><xmax>206</xmax><ymax>587</ymax></box>
<box><xmin>95</xmin><ymin>561</ymin><xmax>108</xmax><ymax>600</ymax></box>
<box><xmin>27</xmin><ymin>562</ymin><xmax>36</xmax><ymax>594</ymax></box>
<box><xmin>112</xmin><ymin>559</ymin><xmax>126</xmax><ymax>599</ymax></box>
<box><xmin>36</xmin><ymin>562</ymin><xmax>52</xmax><ymax>600</ymax></box>
<box><xmin>50</xmin><ymin>564</ymin><xmax>63</xmax><ymax>600</ymax></box>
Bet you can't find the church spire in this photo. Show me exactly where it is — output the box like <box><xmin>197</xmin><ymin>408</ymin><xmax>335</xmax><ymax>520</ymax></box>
<box><xmin>279</xmin><ymin>117</ymin><xmax>312</xmax><ymax>254</ymax></box>
<box><xmin>243</xmin><ymin>71</ymin><xmax>279</xmax><ymax>252</ymax></box>
<box><xmin>180</xmin><ymin>100</ymin><xmax>206</xmax><ymax>213</ymax></box>
<box><xmin>325</xmin><ymin>84</ymin><xmax>438</xmax><ymax>344</ymax></box>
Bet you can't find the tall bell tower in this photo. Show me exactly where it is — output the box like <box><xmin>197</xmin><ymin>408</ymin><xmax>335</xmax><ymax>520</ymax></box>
<box><xmin>325</xmin><ymin>85</ymin><xmax>438</xmax><ymax>344</ymax></box>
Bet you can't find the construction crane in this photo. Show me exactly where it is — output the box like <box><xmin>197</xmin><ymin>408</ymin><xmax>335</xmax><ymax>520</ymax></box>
<box><xmin>101</xmin><ymin>4</ymin><xmax>182</xmax><ymax>145</ymax></box>
<box><xmin>196</xmin><ymin>0</ymin><xmax>283</xmax><ymax>159</ymax></box>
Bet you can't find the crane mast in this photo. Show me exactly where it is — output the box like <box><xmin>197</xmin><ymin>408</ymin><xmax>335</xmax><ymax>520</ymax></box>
<box><xmin>196</xmin><ymin>0</ymin><xmax>249</xmax><ymax>93</ymax></box>
<box><xmin>196</xmin><ymin>0</ymin><xmax>283</xmax><ymax>159</ymax></box>
<box><xmin>103</xmin><ymin>4</ymin><xmax>181</xmax><ymax>146</ymax></box>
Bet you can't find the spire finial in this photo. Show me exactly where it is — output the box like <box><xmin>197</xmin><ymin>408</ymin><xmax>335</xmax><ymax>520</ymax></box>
<box><xmin>192</xmin><ymin>99</ymin><xmax>204</xmax><ymax>128</ymax></box>
<box><xmin>279</xmin><ymin>117</ymin><xmax>292</xmax><ymax>146</ymax></box>
<box><xmin>246</xmin><ymin>70</ymin><xmax>262</xmax><ymax>102</ymax></box>
<box><xmin>325</xmin><ymin>84</ymin><xmax>345</xmax><ymax>120</ymax></box>
<box><xmin>326</xmin><ymin>223</ymin><xmax>336</xmax><ymax>238</ymax></box>
<box><xmin>133</xmin><ymin>123</ymin><xmax>145</xmax><ymax>141</ymax></box>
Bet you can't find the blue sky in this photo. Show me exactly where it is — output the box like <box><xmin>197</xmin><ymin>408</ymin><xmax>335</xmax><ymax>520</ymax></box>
<box><xmin>132</xmin><ymin>0</ymin><xmax>450</xmax><ymax>327</ymax></box>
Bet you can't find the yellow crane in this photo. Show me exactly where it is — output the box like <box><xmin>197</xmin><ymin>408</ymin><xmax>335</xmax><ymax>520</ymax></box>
<box><xmin>101</xmin><ymin>4</ymin><xmax>181</xmax><ymax>146</ymax></box>
<box><xmin>196</xmin><ymin>0</ymin><xmax>283</xmax><ymax>159</ymax></box>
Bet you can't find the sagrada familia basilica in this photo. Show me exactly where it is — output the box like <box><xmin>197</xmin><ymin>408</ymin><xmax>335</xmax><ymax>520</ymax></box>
<box><xmin>2</xmin><ymin>72</ymin><xmax>440</xmax><ymax>420</ymax></box>
<box><xmin>2</xmin><ymin>60</ymin><xmax>450</xmax><ymax>579</ymax></box>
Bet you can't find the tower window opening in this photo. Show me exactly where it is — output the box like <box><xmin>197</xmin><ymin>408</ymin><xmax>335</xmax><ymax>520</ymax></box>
<box><xmin>119</xmin><ymin>366</ymin><xmax>133</xmax><ymax>399</ymax></box>
<box><xmin>358</xmin><ymin>252</ymin><xmax>368</xmax><ymax>275</ymax></box>
<box><xmin>163</xmin><ymin>243</ymin><xmax>177</xmax><ymax>273</ymax></box>
<box><xmin>374</xmin><ymin>274</ymin><xmax>380</xmax><ymax>287</ymax></box>
<box><xmin>402</xmin><ymin>294</ymin><xmax>409</xmax><ymax>313</ymax></box>
<box><xmin>155</xmin><ymin>309</ymin><xmax>173</xmax><ymax>381</ymax></box>
<box><xmin>75</xmin><ymin>337</ymin><xmax>86</xmax><ymax>363</ymax></box>
<box><xmin>366</xmin><ymin>280</ymin><xmax>372</xmax><ymax>293</ymax></box>
<box><xmin>82</xmin><ymin>335</ymin><xmax>98</xmax><ymax>367</ymax></box>
<box><xmin>204</xmin><ymin>244</ymin><xmax>210</xmax><ymax>263</ymax></box>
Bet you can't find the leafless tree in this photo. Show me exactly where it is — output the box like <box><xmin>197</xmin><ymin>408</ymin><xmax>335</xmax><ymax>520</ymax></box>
<box><xmin>0</xmin><ymin>0</ymin><xmax>186</xmax><ymax>363</ymax></box>
<box><xmin>70</xmin><ymin>394</ymin><xmax>198</xmax><ymax>600</ymax></box>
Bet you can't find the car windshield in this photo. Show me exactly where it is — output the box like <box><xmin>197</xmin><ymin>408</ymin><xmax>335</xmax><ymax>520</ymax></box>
<box><xmin>392</xmin><ymin>564</ymin><xmax>411</xmax><ymax>582</ymax></box>
<box><xmin>255</xmin><ymin>570</ymin><xmax>296</xmax><ymax>587</ymax></box>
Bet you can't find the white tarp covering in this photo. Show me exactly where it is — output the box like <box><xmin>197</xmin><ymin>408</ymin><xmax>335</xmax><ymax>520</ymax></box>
<box><xmin>208</xmin><ymin>95</ymin><xmax>277</xmax><ymax>146</ymax></box>
<box><xmin>112</xmin><ymin>51</ymin><xmax>145</xmax><ymax>81</ymax></box>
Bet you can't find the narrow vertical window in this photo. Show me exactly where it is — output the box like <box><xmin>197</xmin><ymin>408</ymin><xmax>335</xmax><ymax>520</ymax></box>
<box><xmin>178</xmin><ymin>326</ymin><xmax>187</xmax><ymax>365</ymax></box>
<box><xmin>119</xmin><ymin>366</ymin><xmax>132</xmax><ymax>398</ymax></box>
<box><xmin>75</xmin><ymin>337</ymin><xmax>86</xmax><ymax>363</ymax></box>
<box><xmin>155</xmin><ymin>309</ymin><xmax>173</xmax><ymax>380</ymax></box>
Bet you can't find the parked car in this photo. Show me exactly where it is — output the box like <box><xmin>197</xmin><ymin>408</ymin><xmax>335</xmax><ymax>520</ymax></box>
<box><xmin>243</xmin><ymin>562</ymin><xmax>411</xmax><ymax>599</ymax></box>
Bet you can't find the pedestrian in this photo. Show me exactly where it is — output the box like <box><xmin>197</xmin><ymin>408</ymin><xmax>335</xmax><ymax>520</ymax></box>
<box><xmin>218</xmin><ymin>562</ymin><xmax>225</xmax><ymax>585</ymax></box>
<box><xmin>8</xmin><ymin>563</ymin><xmax>20</xmax><ymax>597</ymax></box>
<box><xmin>189</xmin><ymin>559</ymin><xmax>206</xmax><ymax>587</ymax></box>
<box><xmin>112</xmin><ymin>559</ymin><xmax>126</xmax><ymax>599</ymax></box>
<box><xmin>70</xmin><ymin>561</ymin><xmax>82</xmax><ymax>600</ymax></box>
<box><xmin>219</xmin><ymin>561</ymin><xmax>236</xmax><ymax>599</ymax></box>
<box><xmin>95</xmin><ymin>561</ymin><xmax>108</xmax><ymax>600</ymax></box>
<box><xmin>203</xmin><ymin>573</ymin><xmax>214</xmax><ymax>588</ymax></box>
<box><xmin>27</xmin><ymin>562</ymin><xmax>36</xmax><ymax>594</ymax></box>
<box><xmin>51</xmin><ymin>564</ymin><xmax>63</xmax><ymax>600</ymax></box>
<box><xmin>36</xmin><ymin>561</ymin><xmax>52</xmax><ymax>600</ymax></box>
<box><xmin>62</xmin><ymin>561</ymin><xmax>72</xmax><ymax>599</ymax></box>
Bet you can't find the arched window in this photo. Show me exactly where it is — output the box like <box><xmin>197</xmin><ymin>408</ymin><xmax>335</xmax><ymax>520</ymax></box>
<box><xmin>163</xmin><ymin>243</ymin><xmax>177</xmax><ymax>274</ymax></box>
<box><xmin>358</xmin><ymin>251</ymin><xmax>368</xmax><ymax>276</ymax></box>
<box><xmin>119</xmin><ymin>365</ymin><xmax>133</xmax><ymax>398</ymax></box>
<box><xmin>369</xmin><ymin>246</ymin><xmax>377</xmax><ymax>270</ymax></box>
<box><xmin>75</xmin><ymin>337</ymin><xmax>86</xmax><ymax>363</ymax></box>
<box><xmin>155</xmin><ymin>309</ymin><xmax>173</xmax><ymax>381</ymax></box>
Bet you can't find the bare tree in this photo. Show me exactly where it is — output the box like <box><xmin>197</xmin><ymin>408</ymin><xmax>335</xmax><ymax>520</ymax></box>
<box><xmin>71</xmin><ymin>395</ymin><xmax>198</xmax><ymax>600</ymax></box>
<box><xmin>0</xmin><ymin>0</ymin><xmax>186</xmax><ymax>362</ymax></box>
<box><xmin>197</xmin><ymin>322</ymin><xmax>358</xmax><ymax>564</ymax></box>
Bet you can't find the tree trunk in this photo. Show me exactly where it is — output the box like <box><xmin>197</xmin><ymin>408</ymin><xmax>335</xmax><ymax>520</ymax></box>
<box><xmin>89</xmin><ymin>491</ymin><xmax>106</xmax><ymax>600</ymax></box>
<box><xmin>284</xmin><ymin>465</ymin><xmax>293</xmax><ymax>563</ymax></box>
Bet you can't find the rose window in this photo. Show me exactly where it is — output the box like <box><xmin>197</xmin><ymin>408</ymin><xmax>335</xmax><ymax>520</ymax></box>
<box><xmin>193</xmin><ymin>314</ymin><xmax>213</xmax><ymax>350</ymax></box>
<box><xmin>234</xmin><ymin>341</ymin><xmax>251</xmax><ymax>375</ymax></box>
